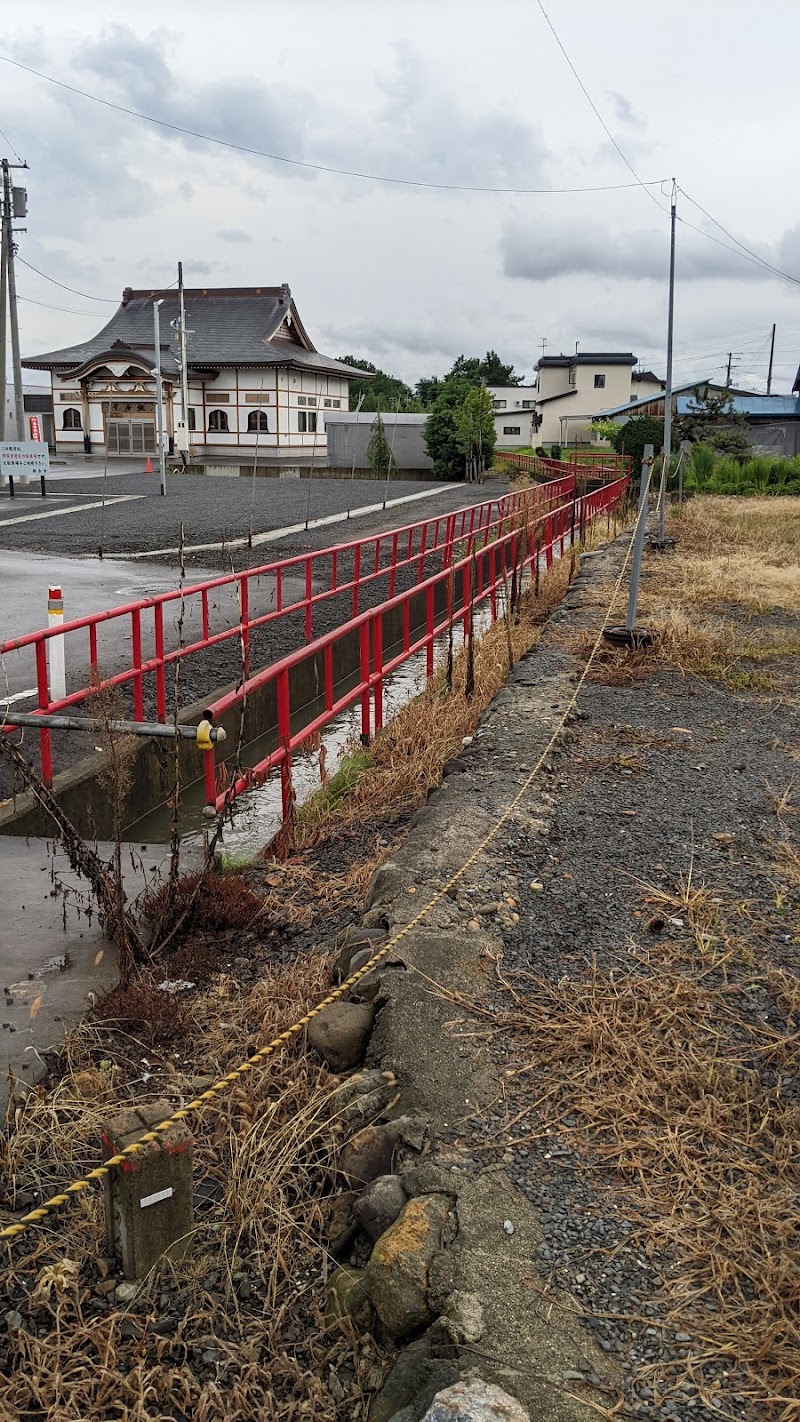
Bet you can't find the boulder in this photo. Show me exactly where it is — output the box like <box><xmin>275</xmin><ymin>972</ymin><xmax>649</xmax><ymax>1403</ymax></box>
<box><xmin>325</xmin><ymin>1265</ymin><xmax>373</xmax><ymax>1330</ymax></box>
<box><xmin>339</xmin><ymin>1116</ymin><xmax>424</xmax><ymax>1187</ymax></box>
<box><xmin>332</xmin><ymin>926</ymin><xmax>388</xmax><ymax>982</ymax></box>
<box><xmin>368</xmin><ymin>1334</ymin><xmax>459</xmax><ymax>1422</ymax></box>
<box><xmin>325</xmin><ymin>1190</ymin><xmax>357</xmax><ymax>1255</ymax></box>
<box><xmin>307</xmin><ymin>1002</ymin><xmax>376</xmax><ymax>1072</ymax></box>
<box><xmin>420</xmin><ymin>1380</ymin><xmax>530</xmax><ymax>1422</ymax></box>
<box><xmin>354</xmin><ymin>1174</ymin><xmax>408</xmax><ymax>1243</ymax></box>
<box><xmin>364</xmin><ymin>1193</ymin><xmax>451</xmax><ymax>1338</ymax></box>
<box><xmin>330</xmin><ymin>1069</ymin><xmax>399</xmax><ymax>1128</ymax></box>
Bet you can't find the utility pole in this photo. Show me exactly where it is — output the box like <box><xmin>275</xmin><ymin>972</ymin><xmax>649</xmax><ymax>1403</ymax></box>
<box><xmin>725</xmin><ymin>352</ymin><xmax>733</xmax><ymax>388</ymax></box>
<box><xmin>178</xmin><ymin>261</ymin><xmax>190</xmax><ymax>436</ymax></box>
<box><xmin>767</xmin><ymin>322</ymin><xmax>776</xmax><ymax>395</ymax></box>
<box><xmin>1</xmin><ymin>158</ymin><xmax>27</xmax><ymax>441</ymax></box>
<box><xmin>152</xmin><ymin>299</ymin><xmax>167</xmax><ymax>496</ymax></box>
<box><xmin>0</xmin><ymin>212</ymin><xmax>7</xmax><ymax>441</ymax></box>
<box><xmin>658</xmin><ymin>181</ymin><xmax>677</xmax><ymax>543</ymax></box>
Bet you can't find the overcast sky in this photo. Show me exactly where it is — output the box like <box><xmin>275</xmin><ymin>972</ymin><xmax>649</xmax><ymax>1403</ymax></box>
<box><xmin>3</xmin><ymin>0</ymin><xmax>799</xmax><ymax>393</ymax></box>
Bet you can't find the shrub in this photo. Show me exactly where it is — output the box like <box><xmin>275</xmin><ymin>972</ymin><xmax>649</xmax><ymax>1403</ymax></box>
<box><xmin>550</xmin><ymin>444</ymin><xmax>562</xmax><ymax>461</ymax></box>
<box><xmin>690</xmin><ymin>443</ymin><xmax>716</xmax><ymax>489</ymax></box>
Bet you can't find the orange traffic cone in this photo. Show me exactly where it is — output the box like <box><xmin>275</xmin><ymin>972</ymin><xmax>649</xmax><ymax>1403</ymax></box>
<box><xmin>145</xmin><ymin>456</ymin><xmax>153</xmax><ymax>474</ymax></box>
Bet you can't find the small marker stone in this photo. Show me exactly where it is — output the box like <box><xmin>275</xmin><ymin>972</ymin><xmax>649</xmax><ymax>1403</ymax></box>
<box><xmin>530</xmin><ymin>881</ymin><xmax>544</xmax><ymax>893</ymax></box>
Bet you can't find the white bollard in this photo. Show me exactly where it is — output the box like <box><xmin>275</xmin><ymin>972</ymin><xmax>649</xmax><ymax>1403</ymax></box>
<box><xmin>47</xmin><ymin>585</ymin><xmax>67</xmax><ymax>702</ymax></box>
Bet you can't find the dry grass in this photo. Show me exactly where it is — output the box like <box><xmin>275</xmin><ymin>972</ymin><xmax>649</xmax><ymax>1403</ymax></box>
<box><xmin>0</xmin><ymin>951</ymin><xmax>384</xmax><ymax>1421</ymax></box>
<box><xmin>663</xmin><ymin>496</ymin><xmax>800</xmax><ymax>614</ymax></box>
<box><xmin>487</xmin><ymin>925</ymin><xmax>800</xmax><ymax>1419</ymax></box>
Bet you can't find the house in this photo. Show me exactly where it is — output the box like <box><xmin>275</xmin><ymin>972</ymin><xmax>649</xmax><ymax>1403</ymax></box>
<box><xmin>598</xmin><ymin>382</ymin><xmax>800</xmax><ymax>457</ymax></box>
<box><xmin>3</xmin><ymin>383</ymin><xmax>55</xmax><ymax>447</ymax></box>
<box><xmin>22</xmin><ymin>285</ymin><xmax>365</xmax><ymax>464</ymax></box>
<box><xmin>488</xmin><ymin>385</ymin><xmax>539</xmax><ymax>449</ymax></box>
<box><xmin>534</xmin><ymin>352</ymin><xmax>638</xmax><ymax>447</ymax></box>
<box><xmin>630</xmin><ymin>369</ymin><xmax>665</xmax><ymax>403</ymax></box>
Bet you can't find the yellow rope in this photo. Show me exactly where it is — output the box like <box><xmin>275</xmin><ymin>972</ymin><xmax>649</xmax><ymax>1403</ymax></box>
<box><xmin>0</xmin><ymin>498</ymin><xmax>639</xmax><ymax>1248</ymax></box>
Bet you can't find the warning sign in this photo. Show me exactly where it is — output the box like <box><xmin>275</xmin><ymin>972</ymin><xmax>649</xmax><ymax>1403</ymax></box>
<box><xmin>0</xmin><ymin>441</ymin><xmax>50</xmax><ymax>481</ymax></box>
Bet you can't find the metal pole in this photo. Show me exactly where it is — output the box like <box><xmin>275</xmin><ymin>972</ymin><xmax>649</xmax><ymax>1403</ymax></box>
<box><xmin>178</xmin><ymin>261</ymin><xmax>190</xmax><ymax>447</ymax></box>
<box><xmin>153</xmin><ymin>299</ymin><xmax>167</xmax><ymax>496</ymax></box>
<box><xmin>660</xmin><ymin>181</ymin><xmax>676</xmax><ymax>540</ymax></box>
<box><xmin>0</xmin><ymin>203</ymin><xmax>7</xmax><ymax>442</ymax></box>
<box><xmin>0</xmin><ymin>710</ymin><xmax>227</xmax><ymax>738</ymax></box>
<box><xmin>767</xmin><ymin>322</ymin><xmax>776</xmax><ymax>396</ymax></box>
<box><xmin>626</xmin><ymin>445</ymin><xmax>654</xmax><ymax>632</ymax></box>
<box><xmin>3</xmin><ymin>160</ymin><xmax>24</xmax><ymax>441</ymax></box>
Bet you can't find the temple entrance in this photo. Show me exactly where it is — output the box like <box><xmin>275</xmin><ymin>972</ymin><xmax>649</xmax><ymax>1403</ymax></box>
<box><xmin>105</xmin><ymin>401</ymin><xmax>157</xmax><ymax>455</ymax></box>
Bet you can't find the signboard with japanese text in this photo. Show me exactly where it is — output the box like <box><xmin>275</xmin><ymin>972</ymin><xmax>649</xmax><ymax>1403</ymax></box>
<box><xmin>0</xmin><ymin>441</ymin><xmax>50</xmax><ymax>481</ymax></box>
<box><xmin>29</xmin><ymin>416</ymin><xmax>42</xmax><ymax>442</ymax></box>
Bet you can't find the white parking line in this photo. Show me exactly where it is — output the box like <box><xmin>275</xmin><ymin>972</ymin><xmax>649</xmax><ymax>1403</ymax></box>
<box><xmin>0</xmin><ymin>688</ymin><xmax>38</xmax><ymax>706</ymax></box>
<box><xmin>125</xmin><ymin>483</ymin><xmax>461</xmax><ymax>560</ymax></box>
<box><xmin>0</xmin><ymin>495</ymin><xmax>144</xmax><ymax>529</ymax></box>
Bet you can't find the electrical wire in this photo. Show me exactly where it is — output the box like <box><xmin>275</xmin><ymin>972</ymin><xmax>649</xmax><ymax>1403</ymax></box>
<box><xmin>534</xmin><ymin>0</ymin><xmax>668</xmax><ymax>215</ymax></box>
<box><xmin>18</xmin><ymin>293</ymin><xmax>112</xmax><ymax>316</ymax></box>
<box><xmin>679</xmin><ymin>187</ymin><xmax>800</xmax><ymax>289</ymax></box>
<box><xmin>16</xmin><ymin>256</ymin><xmax>117</xmax><ymax>302</ymax></box>
<box><xmin>0</xmin><ymin>122</ymin><xmax>24</xmax><ymax>164</ymax></box>
<box><xmin>0</xmin><ymin>52</ymin><xmax>667</xmax><ymax>197</ymax></box>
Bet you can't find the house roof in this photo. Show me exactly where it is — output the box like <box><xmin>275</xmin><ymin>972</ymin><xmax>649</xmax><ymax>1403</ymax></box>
<box><xmin>598</xmin><ymin>381</ymin><xmax>762</xmax><ymax>419</ymax></box>
<box><xmin>23</xmin><ymin>286</ymin><xmax>367</xmax><ymax>380</ymax></box>
<box><xmin>536</xmin><ymin>352</ymin><xmax>637</xmax><ymax>370</ymax></box>
<box><xmin>676</xmin><ymin>393</ymin><xmax>800</xmax><ymax>418</ymax></box>
<box><xmin>535</xmin><ymin>388</ymin><xmax>579</xmax><ymax>406</ymax></box>
<box><xmin>632</xmin><ymin>369</ymin><xmax>664</xmax><ymax>385</ymax></box>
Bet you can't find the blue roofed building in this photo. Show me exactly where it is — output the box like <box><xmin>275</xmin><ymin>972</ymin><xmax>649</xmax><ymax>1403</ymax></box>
<box><xmin>597</xmin><ymin>381</ymin><xmax>800</xmax><ymax>457</ymax></box>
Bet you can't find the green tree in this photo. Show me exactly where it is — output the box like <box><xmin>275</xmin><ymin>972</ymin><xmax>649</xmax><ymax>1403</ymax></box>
<box><xmin>366</xmin><ymin>413</ymin><xmax>396</xmax><ymax>480</ymax></box>
<box><xmin>423</xmin><ymin>379</ymin><xmax>495</xmax><ymax>481</ymax></box>
<box><xmin>673</xmin><ymin>386</ymin><xmax>751</xmax><ymax>459</ymax></box>
<box><xmin>415</xmin><ymin>374</ymin><xmax>444</xmax><ymax>407</ymax></box>
<box><xmin>591</xmin><ymin>418</ymin><xmax>623</xmax><ymax>446</ymax></box>
<box><xmin>415</xmin><ymin>350</ymin><xmax>523</xmax><ymax>407</ymax></box>
<box><xmin>613</xmin><ymin>415</ymin><xmax>664</xmax><ymax>468</ymax></box>
<box><xmin>338</xmin><ymin>356</ymin><xmax>416</xmax><ymax>413</ymax></box>
<box><xmin>456</xmin><ymin>386</ymin><xmax>496</xmax><ymax>482</ymax></box>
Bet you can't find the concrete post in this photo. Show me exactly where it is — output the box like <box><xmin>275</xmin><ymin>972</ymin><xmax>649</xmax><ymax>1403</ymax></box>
<box><xmin>47</xmin><ymin>585</ymin><xmax>66</xmax><ymax>703</ymax></box>
<box><xmin>100</xmin><ymin>1099</ymin><xmax>193</xmax><ymax>1279</ymax></box>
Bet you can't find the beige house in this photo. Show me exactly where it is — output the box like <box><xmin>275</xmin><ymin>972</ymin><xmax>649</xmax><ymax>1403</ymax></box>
<box><xmin>488</xmin><ymin>385</ymin><xmax>539</xmax><ymax>448</ymax></box>
<box><xmin>534</xmin><ymin>352</ymin><xmax>638</xmax><ymax>447</ymax></box>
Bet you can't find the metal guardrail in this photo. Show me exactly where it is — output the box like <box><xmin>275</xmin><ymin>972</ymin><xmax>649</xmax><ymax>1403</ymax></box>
<box><xmin>494</xmin><ymin>450</ymin><xmax>632</xmax><ymax>481</ymax></box>
<box><xmin>203</xmin><ymin>478</ymin><xmax>630</xmax><ymax>816</ymax></box>
<box><xmin>0</xmin><ymin>479</ymin><xmax>576</xmax><ymax>788</ymax></box>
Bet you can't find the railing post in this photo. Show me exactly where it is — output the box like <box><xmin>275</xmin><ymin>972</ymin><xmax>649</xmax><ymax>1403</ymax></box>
<box><xmin>360</xmin><ymin>622</ymin><xmax>371</xmax><ymax>744</ymax></box>
<box><xmin>389</xmin><ymin>530</ymin><xmax>399</xmax><ymax>598</ymax></box>
<box><xmin>305</xmin><ymin>557</ymin><xmax>313</xmax><ymax>642</ymax></box>
<box><xmin>89</xmin><ymin>622</ymin><xmax>98</xmax><ymax>679</ymax></box>
<box><xmin>204</xmin><ymin>747</ymin><xmax>217</xmax><ymax>813</ymax></box>
<box><xmin>239</xmin><ymin>576</ymin><xmax>250</xmax><ymax>679</ymax></box>
<box><xmin>353</xmin><ymin>545</ymin><xmax>361</xmax><ymax>617</ymax></box>
<box><xmin>34</xmin><ymin>639</ymin><xmax>53</xmax><ymax>787</ymax></box>
<box><xmin>277</xmin><ymin>668</ymin><xmax>293</xmax><ymax>820</ymax></box>
<box><xmin>154</xmin><ymin>604</ymin><xmax>167</xmax><ymax>722</ymax></box>
<box><xmin>426</xmin><ymin>584</ymin><xmax>435</xmax><ymax>677</ymax></box>
<box><xmin>201</xmin><ymin>589</ymin><xmax>210</xmax><ymax>641</ymax></box>
<box><xmin>417</xmin><ymin>523</ymin><xmax>428</xmax><ymax>581</ymax></box>
<box><xmin>489</xmin><ymin>544</ymin><xmax>497</xmax><ymax>621</ymax></box>
<box><xmin>373</xmin><ymin>612</ymin><xmax>384</xmax><ymax>731</ymax></box>
<box><xmin>131</xmin><ymin>609</ymin><xmax>144</xmax><ymax>721</ymax></box>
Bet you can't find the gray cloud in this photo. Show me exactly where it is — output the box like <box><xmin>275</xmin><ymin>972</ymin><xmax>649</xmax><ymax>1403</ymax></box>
<box><xmin>500</xmin><ymin>219</ymin><xmax>775</xmax><ymax>283</ymax></box>
<box><xmin>609</xmin><ymin>92</ymin><xmax>646</xmax><ymax>129</ymax></box>
<box><xmin>217</xmin><ymin>228</ymin><xmax>253</xmax><ymax>244</ymax></box>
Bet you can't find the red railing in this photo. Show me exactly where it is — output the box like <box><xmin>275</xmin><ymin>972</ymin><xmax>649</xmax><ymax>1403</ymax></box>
<box><xmin>205</xmin><ymin>477</ymin><xmax>630</xmax><ymax>817</ymax></box>
<box><xmin>495</xmin><ymin>450</ymin><xmax>631</xmax><ymax>482</ymax></box>
<box><xmin>0</xmin><ymin>477</ymin><xmax>577</xmax><ymax>787</ymax></box>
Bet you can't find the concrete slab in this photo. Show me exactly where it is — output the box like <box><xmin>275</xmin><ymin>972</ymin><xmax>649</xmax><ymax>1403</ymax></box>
<box><xmin>0</xmin><ymin>835</ymin><xmax>204</xmax><ymax>1109</ymax></box>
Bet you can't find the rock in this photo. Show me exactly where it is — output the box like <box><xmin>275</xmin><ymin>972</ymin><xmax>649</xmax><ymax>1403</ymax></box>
<box><xmin>440</xmin><ymin>1290</ymin><xmax>484</xmax><ymax>1345</ymax></box>
<box><xmin>325</xmin><ymin>1265</ymin><xmax>373</xmax><ymax>1329</ymax></box>
<box><xmin>364</xmin><ymin>861</ymin><xmax>403</xmax><ymax>912</ymax></box>
<box><xmin>114</xmin><ymin>1281</ymin><xmax>139</xmax><ymax>1303</ymax></box>
<box><xmin>354</xmin><ymin>1174</ymin><xmax>409</xmax><ymax>1243</ymax></box>
<box><xmin>5</xmin><ymin>1309</ymin><xmax>24</xmax><ymax>1331</ymax></box>
<box><xmin>325</xmin><ymin>1190</ymin><xmax>357</xmax><ymax>1254</ymax></box>
<box><xmin>333</xmin><ymin>926</ymin><xmax>388</xmax><ymax>982</ymax></box>
<box><xmin>330</xmin><ymin>1069</ymin><xmax>399</xmax><ymax>1128</ymax></box>
<box><xmin>349</xmin><ymin>947</ymin><xmax>378</xmax><ymax>977</ymax></box>
<box><xmin>529</xmin><ymin>881</ymin><xmax>544</xmax><ymax>893</ymax></box>
<box><xmin>339</xmin><ymin>1117</ymin><xmax>412</xmax><ymax>1186</ymax></box>
<box><xmin>364</xmin><ymin>1193</ymin><xmax>451</xmax><ymax>1339</ymax></box>
<box><xmin>307</xmin><ymin>1002</ymin><xmax>376</xmax><ymax>1072</ymax></box>
<box><xmin>420</xmin><ymin>1379</ymin><xmax>530</xmax><ymax>1421</ymax></box>
<box><xmin>368</xmin><ymin>1334</ymin><xmax>459</xmax><ymax>1422</ymax></box>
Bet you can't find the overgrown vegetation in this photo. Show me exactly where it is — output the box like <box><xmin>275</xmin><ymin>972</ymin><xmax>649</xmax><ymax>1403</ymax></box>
<box><xmin>685</xmin><ymin>444</ymin><xmax>800</xmax><ymax>496</ymax></box>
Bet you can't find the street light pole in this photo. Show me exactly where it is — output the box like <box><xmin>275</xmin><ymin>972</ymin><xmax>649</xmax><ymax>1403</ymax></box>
<box><xmin>0</xmin><ymin>214</ymin><xmax>7</xmax><ymax>441</ymax></box>
<box><xmin>153</xmin><ymin>299</ymin><xmax>167</xmax><ymax>496</ymax></box>
<box><xmin>2</xmin><ymin>159</ymin><xmax>25</xmax><ymax>440</ymax></box>
<box><xmin>178</xmin><ymin>260</ymin><xmax>190</xmax><ymax>448</ymax></box>
<box><xmin>659</xmin><ymin>180</ymin><xmax>677</xmax><ymax>543</ymax></box>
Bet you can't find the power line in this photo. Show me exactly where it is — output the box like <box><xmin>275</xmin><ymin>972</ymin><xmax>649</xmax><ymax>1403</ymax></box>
<box><xmin>533</xmin><ymin>1</ymin><xmax>668</xmax><ymax>215</ymax></box>
<box><xmin>0</xmin><ymin>123</ymin><xmax>23</xmax><ymax>164</ymax></box>
<box><xmin>16</xmin><ymin>255</ymin><xmax>117</xmax><ymax>302</ymax></box>
<box><xmin>18</xmin><ymin>293</ymin><xmax>111</xmax><ymax>315</ymax></box>
<box><xmin>678</xmin><ymin>187</ymin><xmax>800</xmax><ymax>289</ymax></box>
<box><xmin>0</xmin><ymin>52</ymin><xmax>667</xmax><ymax>198</ymax></box>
